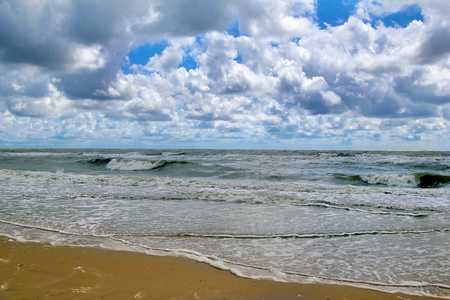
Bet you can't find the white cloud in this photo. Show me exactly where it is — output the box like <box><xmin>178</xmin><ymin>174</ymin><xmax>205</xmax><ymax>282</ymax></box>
<box><xmin>321</xmin><ymin>91</ymin><xmax>341</xmax><ymax>106</ymax></box>
<box><xmin>146</xmin><ymin>41</ymin><xmax>185</xmax><ymax>74</ymax></box>
<box><xmin>71</xmin><ymin>45</ymin><xmax>107</xmax><ymax>72</ymax></box>
<box><xmin>7</xmin><ymin>83</ymin><xmax>73</xmax><ymax>118</ymax></box>
<box><xmin>236</xmin><ymin>0</ymin><xmax>316</xmax><ymax>41</ymax></box>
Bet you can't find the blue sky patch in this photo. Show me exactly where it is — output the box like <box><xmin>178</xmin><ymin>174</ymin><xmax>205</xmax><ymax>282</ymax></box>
<box><xmin>179</xmin><ymin>38</ymin><xmax>203</xmax><ymax>71</ymax></box>
<box><xmin>234</xmin><ymin>53</ymin><xmax>243</xmax><ymax>64</ymax></box>
<box><xmin>123</xmin><ymin>41</ymin><xmax>168</xmax><ymax>74</ymax></box>
<box><xmin>374</xmin><ymin>4</ymin><xmax>423</xmax><ymax>28</ymax></box>
<box><xmin>127</xmin><ymin>41</ymin><xmax>168</xmax><ymax>65</ymax></box>
<box><xmin>316</xmin><ymin>0</ymin><xmax>359</xmax><ymax>29</ymax></box>
<box><xmin>179</xmin><ymin>53</ymin><xmax>198</xmax><ymax>71</ymax></box>
<box><xmin>227</xmin><ymin>19</ymin><xmax>240</xmax><ymax>37</ymax></box>
<box><xmin>316</xmin><ymin>1</ymin><xmax>423</xmax><ymax>29</ymax></box>
<box><xmin>270</xmin><ymin>42</ymin><xmax>279</xmax><ymax>48</ymax></box>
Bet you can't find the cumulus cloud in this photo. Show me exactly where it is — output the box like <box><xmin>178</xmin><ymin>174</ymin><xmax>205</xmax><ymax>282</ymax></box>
<box><xmin>0</xmin><ymin>0</ymin><xmax>449</xmax><ymax>149</ymax></box>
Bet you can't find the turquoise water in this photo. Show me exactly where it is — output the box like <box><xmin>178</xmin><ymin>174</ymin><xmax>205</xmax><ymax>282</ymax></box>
<box><xmin>0</xmin><ymin>149</ymin><xmax>449</xmax><ymax>297</ymax></box>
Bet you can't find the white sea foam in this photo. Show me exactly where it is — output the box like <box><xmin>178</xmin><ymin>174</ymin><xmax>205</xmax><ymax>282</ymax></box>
<box><xmin>106</xmin><ymin>158</ymin><xmax>167</xmax><ymax>171</ymax></box>
<box><xmin>360</xmin><ymin>174</ymin><xmax>417</xmax><ymax>187</ymax></box>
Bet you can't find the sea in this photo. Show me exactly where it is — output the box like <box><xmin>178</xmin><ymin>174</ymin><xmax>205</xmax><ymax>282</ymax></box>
<box><xmin>0</xmin><ymin>149</ymin><xmax>449</xmax><ymax>298</ymax></box>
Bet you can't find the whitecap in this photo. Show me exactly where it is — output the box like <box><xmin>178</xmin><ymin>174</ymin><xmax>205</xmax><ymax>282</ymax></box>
<box><xmin>106</xmin><ymin>158</ymin><xmax>167</xmax><ymax>171</ymax></box>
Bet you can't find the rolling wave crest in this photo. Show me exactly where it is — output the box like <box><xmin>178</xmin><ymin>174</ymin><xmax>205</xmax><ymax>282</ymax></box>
<box><xmin>338</xmin><ymin>173</ymin><xmax>450</xmax><ymax>188</ymax></box>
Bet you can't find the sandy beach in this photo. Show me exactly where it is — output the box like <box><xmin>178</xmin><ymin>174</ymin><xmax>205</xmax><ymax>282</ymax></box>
<box><xmin>0</xmin><ymin>236</ymin><xmax>444</xmax><ymax>300</ymax></box>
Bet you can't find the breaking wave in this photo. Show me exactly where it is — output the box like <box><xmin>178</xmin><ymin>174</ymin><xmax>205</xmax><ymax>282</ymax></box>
<box><xmin>87</xmin><ymin>157</ymin><xmax>191</xmax><ymax>171</ymax></box>
<box><xmin>106</xmin><ymin>158</ymin><xmax>168</xmax><ymax>171</ymax></box>
<box><xmin>337</xmin><ymin>173</ymin><xmax>450</xmax><ymax>188</ymax></box>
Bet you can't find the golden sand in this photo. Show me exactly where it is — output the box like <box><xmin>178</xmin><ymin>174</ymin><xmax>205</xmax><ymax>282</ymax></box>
<box><xmin>0</xmin><ymin>236</ymin><xmax>442</xmax><ymax>300</ymax></box>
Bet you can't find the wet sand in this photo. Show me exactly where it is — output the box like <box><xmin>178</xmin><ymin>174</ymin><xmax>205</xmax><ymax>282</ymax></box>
<box><xmin>0</xmin><ymin>236</ymin><xmax>443</xmax><ymax>300</ymax></box>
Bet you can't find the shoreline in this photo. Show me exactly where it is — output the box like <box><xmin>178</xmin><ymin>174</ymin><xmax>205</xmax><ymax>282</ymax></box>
<box><xmin>0</xmin><ymin>236</ymin><xmax>446</xmax><ymax>300</ymax></box>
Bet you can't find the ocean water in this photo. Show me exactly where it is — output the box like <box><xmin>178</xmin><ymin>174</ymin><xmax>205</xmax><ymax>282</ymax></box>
<box><xmin>0</xmin><ymin>149</ymin><xmax>449</xmax><ymax>298</ymax></box>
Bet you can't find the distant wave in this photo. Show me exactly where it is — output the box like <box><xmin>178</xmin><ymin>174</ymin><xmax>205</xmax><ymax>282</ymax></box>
<box><xmin>317</xmin><ymin>152</ymin><xmax>355</xmax><ymax>158</ymax></box>
<box><xmin>162</xmin><ymin>151</ymin><xmax>186</xmax><ymax>156</ymax></box>
<box><xmin>337</xmin><ymin>173</ymin><xmax>450</xmax><ymax>188</ymax></box>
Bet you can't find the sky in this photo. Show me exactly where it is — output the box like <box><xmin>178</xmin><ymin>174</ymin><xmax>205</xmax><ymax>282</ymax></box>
<box><xmin>0</xmin><ymin>0</ymin><xmax>449</xmax><ymax>150</ymax></box>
